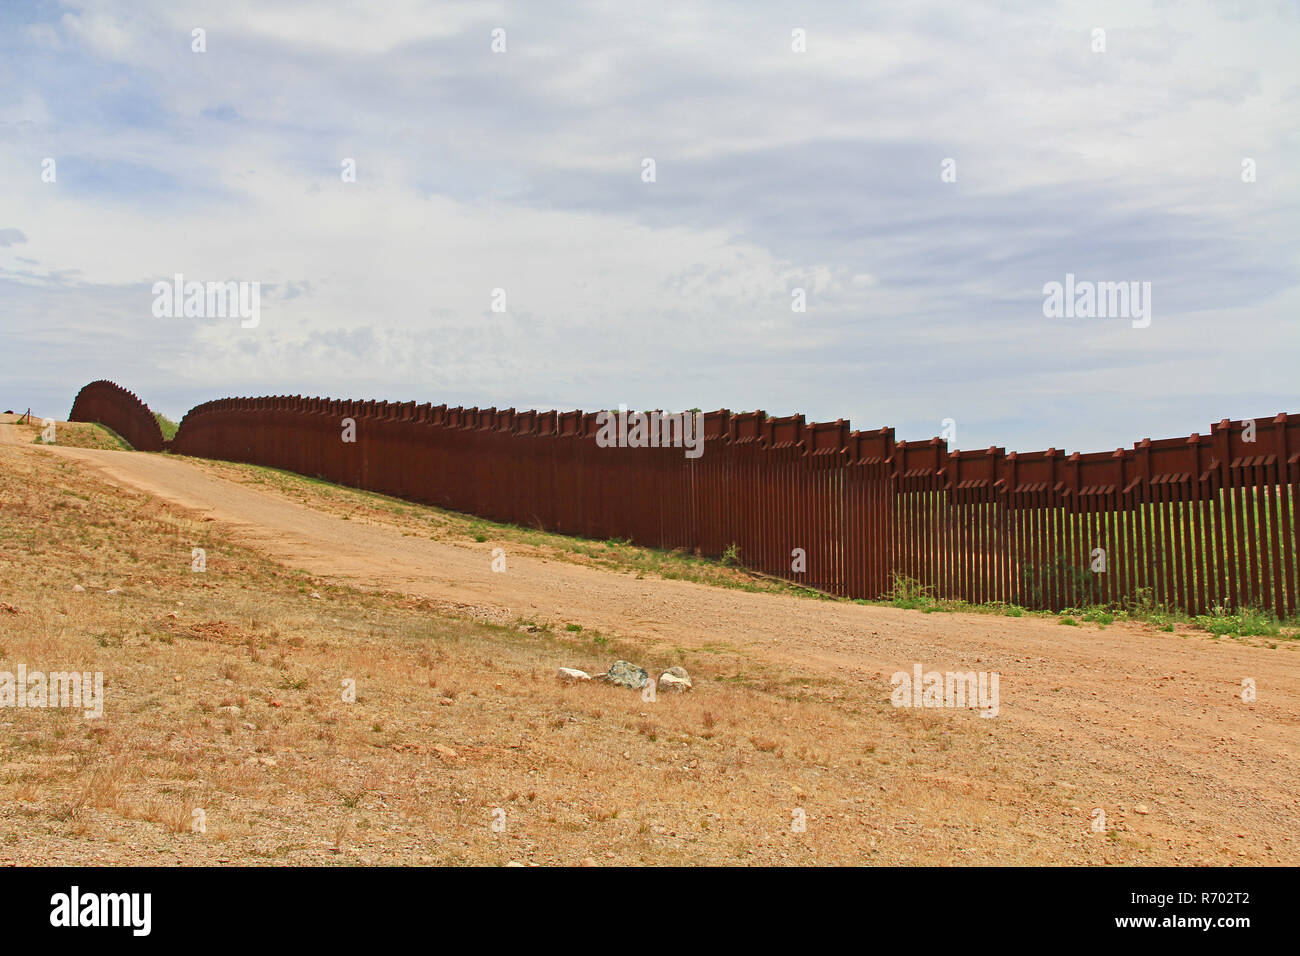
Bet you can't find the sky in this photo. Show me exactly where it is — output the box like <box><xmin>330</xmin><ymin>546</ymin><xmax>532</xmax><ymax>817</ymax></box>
<box><xmin>1</xmin><ymin>0</ymin><xmax>1297</xmax><ymax>454</ymax></box>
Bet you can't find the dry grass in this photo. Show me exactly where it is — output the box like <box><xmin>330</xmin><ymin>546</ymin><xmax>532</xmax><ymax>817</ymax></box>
<box><xmin>0</xmin><ymin>431</ymin><xmax>1140</xmax><ymax>865</ymax></box>
<box><xmin>11</xmin><ymin>416</ymin><xmax>132</xmax><ymax>451</ymax></box>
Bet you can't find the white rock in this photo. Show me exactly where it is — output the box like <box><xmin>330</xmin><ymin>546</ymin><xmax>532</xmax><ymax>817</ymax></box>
<box><xmin>556</xmin><ymin>667</ymin><xmax>591</xmax><ymax>683</ymax></box>
<box><xmin>105</xmin><ymin>588</ymin><xmax>122</xmax><ymax>596</ymax></box>
<box><xmin>659</xmin><ymin>673</ymin><xmax>692</xmax><ymax>693</ymax></box>
<box><xmin>72</xmin><ymin>585</ymin><xmax>86</xmax><ymax>593</ymax></box>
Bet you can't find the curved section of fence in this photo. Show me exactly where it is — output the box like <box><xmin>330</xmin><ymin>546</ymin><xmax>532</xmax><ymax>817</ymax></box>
<box><xmin>68</xmin><ymin>380</ymin><xmax>166</xmax><ymax>452</ymax></box>
<box><xmin>163</xmin><ymin>392</ymin><xmax>1300</xmax><ymax>618</ymax></box>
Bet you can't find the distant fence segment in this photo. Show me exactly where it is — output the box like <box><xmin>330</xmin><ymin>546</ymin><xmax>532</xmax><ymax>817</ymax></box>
<box><xmin>158</xmin><ymin>392</ymin><xmax>1300</xmax><ymax>618</ymax></box>
<box><xmin>68</xmin><ymin>380</ymin><xmax>166</xmax><ymax>452</ymax></box>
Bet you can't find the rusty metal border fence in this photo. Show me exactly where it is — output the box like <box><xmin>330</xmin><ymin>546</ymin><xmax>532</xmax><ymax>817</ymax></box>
<box><xmin>68</xmin><ymin>380</ymin><xmax>166</xmax><ymax>452</ymax></box>
<box><xmin>139</xmin><ymin>390</ymin><xmax>1300</xmax><ymax>618</ymax></box>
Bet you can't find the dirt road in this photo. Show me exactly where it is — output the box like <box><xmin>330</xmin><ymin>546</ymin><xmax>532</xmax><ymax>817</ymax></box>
<box><xmin>6</xmin><ymin>420</ymin><xmax>1297</xmax><ymax>863</ymax></box>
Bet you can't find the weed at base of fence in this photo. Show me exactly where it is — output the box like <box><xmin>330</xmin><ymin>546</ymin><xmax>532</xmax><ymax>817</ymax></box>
<box><xmin>1194</xmin><ymin>606</ymin><xmax>1286</xmax><ymax>638</ymax></box>
<box><xmin>888</xmin><ymin>573</ymin><xmax>937</xmax><ymax>610</ymax></box>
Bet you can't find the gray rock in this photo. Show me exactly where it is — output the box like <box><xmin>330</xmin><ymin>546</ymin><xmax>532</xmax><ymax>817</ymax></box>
<box><xmin>599</xmin><ymin>660</ymin><xmax>650</xmax><ymax>690</ymax></box>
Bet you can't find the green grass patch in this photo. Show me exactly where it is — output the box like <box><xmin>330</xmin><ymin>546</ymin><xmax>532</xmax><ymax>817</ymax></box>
<box><xmin>153</xmin><ymin>412</ymin><xmax>179</xmax><ymax>441</ymax></box>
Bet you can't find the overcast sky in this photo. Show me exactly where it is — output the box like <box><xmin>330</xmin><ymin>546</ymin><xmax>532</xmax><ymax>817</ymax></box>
<box><xmin>2</xmin><ymin>0</ymin><xmax>1297</xmax><ymax>453</ymax></box>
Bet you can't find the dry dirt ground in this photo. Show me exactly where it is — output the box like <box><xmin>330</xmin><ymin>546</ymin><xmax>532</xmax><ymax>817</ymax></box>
<box><xmin>0</xmin><ymin>414</ymin><xmax>1295</xmax><ymax>866</ymax></box>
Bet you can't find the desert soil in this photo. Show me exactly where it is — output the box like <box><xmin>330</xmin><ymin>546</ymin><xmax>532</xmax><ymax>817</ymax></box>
<box><xmin>1</xmin><ymin>416</ymin><xmax>1295</xmax><ymax>865</ymax></box>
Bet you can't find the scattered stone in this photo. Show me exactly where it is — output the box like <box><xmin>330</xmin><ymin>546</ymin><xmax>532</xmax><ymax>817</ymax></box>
<box><xmin>506</xmin><ymin>861</ymin><xmax>526</xmax><ymax>867</ymax></box>
<box><xmin>105</xmin><ymin>588</ymin><xmax>122</xmax><ymax>596</ymax></box>
<box><xmin>242</xmin><ymin>722</ymin><xmax>256</xmax><ymax>731</ymax></box>
<box><xmin>0</xmin><ymin>602</ymin><xmax>18</xmax><ymax>614</ymax></box>
<box><xmin>659</xmin><ymin>666</ymin><xmax>692</xmax><ymax>693</ymax></box>
<box><xmin>439</xmin><ymin>697</ymin><xmax>455</xmax><ymax>706</ymax></box>
<box><xmin>1135</xmin><ymin>804</ymin><xmax>1150</xmax><ymax>815</ymax></box>
<box><xmin>220</xmin><ymin>705</ymin><xmax>242</xmax><ymax>715</ymax></box>
<box><xmin>257</xmin><ymin>756</ymin><xmax>277</xmax><ymax>767</ymax></box>
<box><xmin>167</xmin><ymin>611</ymin><xmax>179</xmax><ymax>619</ymax></box>
<box><xmin>173</xmin><ymin>675</ymin><xmax>182</xmax><ymax>683</ymax></box>
<box><xmin>433</xmin><ymin>744</ymin><xmax>458</xmax><ymax>760</ymax></box>
<box><xmin>310</xmin><ymin>592</ymin><xmax>322</xmax><ymax>600</ymax></box>
<box><xmin>556</xmin><ymin>667</ymin><xmax>591</xmax><ymax>684</ymax></box>
<box><xmin>599</xmin><ymin>660</ymin><xmax>650</xmax><ymax>690</ymax></box>
<box><xmin>72</xmin><ymin>585</ymin><xmax>86</xmax><ymax>593</ymax></box>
